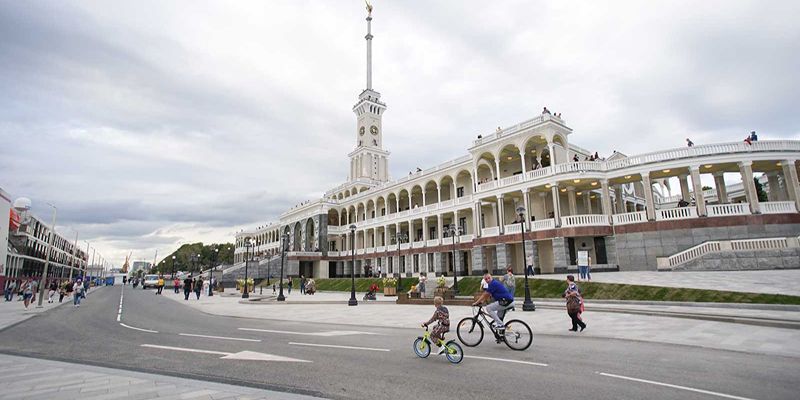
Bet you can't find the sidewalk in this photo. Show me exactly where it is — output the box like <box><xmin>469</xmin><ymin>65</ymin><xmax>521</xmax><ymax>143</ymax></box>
<box><xmin>165</xmin><ymin>288</ymin><xmax>800</xmax><ymax>359</ymax></box>
<box><xmin>0</xmin><ymin>290</ymin><xmax>80</xmax><ymax>331</ymax></box>
<box><xmin>533</xmin><ymin>269</ymin><xmax>800</xmax><ymax>296</ymax></box>
<box><xmin>0</xmin><ymin>353</ymin><xmax>322</xmax><ymax>400</ymax></box>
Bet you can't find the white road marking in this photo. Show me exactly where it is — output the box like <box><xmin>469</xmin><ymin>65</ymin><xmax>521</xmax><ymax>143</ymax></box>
<box><xmin>120</xmin><ymin>323</ymin><xmax>159</xmax><ymax>333</ymax></box>
<box><xmin>141</xmin><ymin>344</ymin><xmax>229</xmax><ymax>356</ymax></box>
<box><xmin>141</xmin><ymin>344</ymin><xmax>310</xmax><ymax>362</ymax></box>
<box><xmin>239</xmin><ymin>328</ymin><xmax>380</xmax><ymax>337</ymax></box>
<box><xmin>179</xmin><ymin>333</ymin><xmax>262</xmax><ymax>342</ymax></box>
<box><xmin>464</xmin><ymin>355</ymin><xmax>548</xmax><ymax>367</ymax></box>
<box><xmin>117</xmin><ymin>285</ymin><xmax>124</xmax><ymax>322</ymax></box>
<box><xmin>289</xmin><ymin>342</ymin><xmax>390</xmax><ymax>352</ymax></box>
<box><xmin>597</xmin><ymin>372</ymin><xmax>756</xmax><ymax>400</ymax></box>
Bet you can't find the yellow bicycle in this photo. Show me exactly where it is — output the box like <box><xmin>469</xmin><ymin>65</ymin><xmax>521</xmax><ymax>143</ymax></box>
<box><xmin>413</xmin><ymin>326</ymin><xmax>464</xmax><ymax>364</ymax></box>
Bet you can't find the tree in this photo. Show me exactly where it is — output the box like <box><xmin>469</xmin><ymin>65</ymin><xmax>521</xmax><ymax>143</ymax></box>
<box><xmin>154</xmin><ymin>242</ymin><xmax>235</xmax><ymax>275</ymax></box>
<box><xmin>754</xmin><ymin>177</ymin><xmax>768</xmax><ymax>202</ymax></box>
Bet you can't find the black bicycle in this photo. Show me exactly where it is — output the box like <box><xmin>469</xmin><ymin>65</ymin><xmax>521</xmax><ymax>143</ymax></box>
<box><xmin>456</xmin><ymin>304</ymin><xmax>533</xmax><ymax>351</ymax></box>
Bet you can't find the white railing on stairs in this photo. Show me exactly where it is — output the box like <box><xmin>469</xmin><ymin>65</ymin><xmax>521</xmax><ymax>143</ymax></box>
<box><xmin>657</xmin><ymin>236</ymin><xmax>796</xmax><ymax>269</ymax></box>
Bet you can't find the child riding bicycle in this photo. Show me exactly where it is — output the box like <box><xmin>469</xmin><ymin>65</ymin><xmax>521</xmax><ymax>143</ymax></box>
<box><xmin>421</xmin><ymin>296</ymin><xmax>450</xmax><ymax>355</ymax></box>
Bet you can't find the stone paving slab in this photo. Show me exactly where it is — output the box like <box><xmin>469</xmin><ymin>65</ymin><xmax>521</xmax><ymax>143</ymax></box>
<box><xmin>0</xmin><ymin>354</ymin><xmax>324</xmax><ymax>400</ymax></box>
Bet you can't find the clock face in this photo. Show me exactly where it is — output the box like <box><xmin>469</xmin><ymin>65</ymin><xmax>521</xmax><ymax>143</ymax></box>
<box><xmin>359</xmin><ymin>126</ymin><xmax>365</xmax><ymax>136</ymax></box>
<box><xmin>370</xmin><ymin>125</ymin><xmax>378</xmax><ymax>135</ymax></box>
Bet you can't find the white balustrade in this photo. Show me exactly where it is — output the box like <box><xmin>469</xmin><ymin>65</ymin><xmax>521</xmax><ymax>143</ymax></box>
<box><xmin>441</xmin><ymin>237</ymin><xmax>454</xmax><ymax>245</ymax></box>
<box><xmin>762</xmin><ymin>201</ymin><xmax>797</xmax><ymax>214</ymax></box>
<box><xmin>398</xmin><ymin>210</ymin><xmax>409</xmax><ymax>218</ymax></box>
<box><xmin>376</xmin><ymin>246</ymin><xmax>386</xmax><ymax>252</ymax></box>
<box><xmin>667</xmin><ymin>241</ymin><xmax>721</xmax><ymax>267</ymax></box>
<box><xmin>439</xmin><ymin>199</ymin><xmax>454</xmax><ymax>208</ymax></box>
<box><xmin>612</xmin><ymin>211</ymin><xmax>647</xmax><ymax>225</ymax></box>
<box><xmin>457</xmin><ymin>196</ymin><xmax>473</xmax><ymax>205</ymax></box>
<box><xmin>425</xmin><ymin>204</ymin><xmax>438</xmax><ymax>212</ymax></box>
<box><xmin>411</xmin><ymin>207</ymin><xmax>424</xmax><ymax>215</ymax></box>
<box><xmin>731</xmin><ymin>237</ymin><xmax>788</xmax><ymax>251</ymax></box>
<box><xmin>707</xmin><ymin>203</ymin><xmax>750</xmax><ymax>217</ymax></box>
<box><xmin>476</xmin><ymin>180</ymin><xmax>497</xmax><ymax>192</ymax></box>
<box><xmin>524</xmin><ymin>166</ymin><xmax>552</xmax><ymax>181</ymax></box>
<box><xmin>561</xmin><ymin>214</ymin><xmax>609</xmax><ymax>227</ymax></box>
<box><xmin>365</xmin><ymin>247</ymin><xmax>375</xmax><ymax>254</ymax></box>
<box><xmin>531</xmin><ymin>219</ymin><xmax>555</xmax><ymax>231</ymax></box>
<box><xmin>500</xmin><ymin>174</ymin><xmax>523</xmax><ymax>186</ymax></box>
<box><xmin>555</xmin><ymin>161</ymin><xmax>604</xmax><ymax>174</ymax></box>
<box><xmin>459</xmin><ymin>234</ymin><xmax>475</xmax><ymax>242</ymax></box>
<box><xmin>426</xmin><ymin>239</ymin><xmax>440</xmax><ymax>247</ymax></box>
<box><xmin>327</xmin><ymin>251</ymin><xmax>340</xmax><ymax>257</ymax></box>
<box><xmin>481</xmin><ymin>226</ymin><xmax>500</xmax><ymax>237</ymax></box>
<box><xmin>399</xmin><ymin>243</ymin><xmax>411</xmax><ymax>250</ymax></box>
<box><xmin>387</xmin><ymin>244</ymin><xmax>398</xmax><ymax>252</ymax></box>
<box><xmin>656</xmin><ymin>207</ymin><xmax>698</xmax><ymax>221</ymax></box>
<box><xmin>504</xmin><ymin>224</ymin><xmax>522</xmax><ymax>234</ymax></box>
<box><xmin>356</xmin><ymin>249</ymin><xmax>365</xmax><ymax>255</ymax></box>
<box><xmin>412</xmin><ymin>241</ymin><xmax>425</xmax><ymax>249</ymax></box>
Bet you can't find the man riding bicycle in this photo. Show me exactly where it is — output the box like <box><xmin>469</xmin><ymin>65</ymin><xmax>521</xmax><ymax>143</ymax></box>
<box><xmin>472</xmin><ymin>272</ymin><xmax>515</xmax><ymax>332</ymax></box>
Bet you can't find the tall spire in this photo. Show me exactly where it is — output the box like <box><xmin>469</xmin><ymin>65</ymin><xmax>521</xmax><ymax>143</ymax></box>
<box><xmin>365</xmin><ymin>1</ymin><xmax>373</xmax><ymax>90</ymax></box>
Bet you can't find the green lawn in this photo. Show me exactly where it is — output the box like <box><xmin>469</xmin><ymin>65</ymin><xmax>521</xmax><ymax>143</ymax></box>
<box><xmin>312</xmin><ymin>277</ymin><xmax>800</xmax><ymax>305</ymax></box>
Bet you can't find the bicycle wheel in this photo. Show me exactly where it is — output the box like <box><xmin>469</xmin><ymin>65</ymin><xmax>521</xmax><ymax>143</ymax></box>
<box><xmin>503</xmin><ymin>319</ymin><xmax>533</xmax><ymax>351</ymax></box>
<box><xmin>444</xmin><ymin>340</ymin><xmax>464</xmax><ymax>364</ymax></box>
<box><xmin>413</xmin><ymin>338</ymin><xmax>431</xmax><ymax>358</ymax></box>
<box><xmin>456</xmin><ymin>317</ymin><xmax>484</xmax><ymax>347</ymax></box>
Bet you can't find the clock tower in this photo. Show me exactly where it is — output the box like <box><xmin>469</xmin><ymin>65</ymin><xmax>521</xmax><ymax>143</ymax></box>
<box><xmin>349</xmin><ymin>3</ymin><xmax>390</xmax><ymax>182</ymax></box>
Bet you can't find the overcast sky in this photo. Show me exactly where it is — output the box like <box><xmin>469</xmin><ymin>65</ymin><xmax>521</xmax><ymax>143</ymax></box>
<box><xmin>1</xmin><ymin>0</ymin><xmax>798</xmax><ymax>267</ymax></box>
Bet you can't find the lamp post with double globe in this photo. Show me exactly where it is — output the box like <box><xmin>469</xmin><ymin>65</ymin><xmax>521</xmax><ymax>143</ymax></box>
<box><xmin>243</xmin><ymin>238</ymin><xmax>253</xmax><ymax>299</ymax></box>
<box><xmin>517</xmin><ymin>206</ymin><xmax>535</xmax><ymax>311</ymax></box>
<box><xmin>448</xmin><ymin>224</ymin><xmax>463</xmax><ymax>295</ymax></box>
<box><xmin>278</xmin><ymin>233</ymin><xmax>289</xmax><ymax>301</ymax></box>
<box><xmin>208</xmin><ymin>248</ymin><xmax>219</xmax><ymax>297</ymax></box>
<box><xmin>170</xmin><ymin>255</ymin><xmax>176</xmax><ymax>279</ymax></box>
<box><xmin>394</xmin><ymin>232</ymin><xmax>408</xmax><ymax>290</ymax></box>
<box><xmin>348</xmin><ymin>224</ymin><xmax>358</xmax><ymax>306</ymax></box>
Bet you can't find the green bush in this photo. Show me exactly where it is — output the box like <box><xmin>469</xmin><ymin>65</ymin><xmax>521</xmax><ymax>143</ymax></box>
<box><xmin>314</xmin><ymin>277</ymin><xmax>419</xmax><ymax>293</ymax></box>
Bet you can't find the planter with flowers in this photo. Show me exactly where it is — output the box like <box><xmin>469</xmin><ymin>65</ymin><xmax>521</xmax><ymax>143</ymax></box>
<box><xmin>235</xmin><ymin>278</ymin><xmax>255</xmax><ymax>293</ymax></box>
<box><xmin>434</xmin><ymin>276</ymin><xmax>454</xmax><ymax>299</ymax></box>
<box><xmin>382</xmin><ymin>277</ymin><xmax>397</xmax><ymax>296</ymax></box>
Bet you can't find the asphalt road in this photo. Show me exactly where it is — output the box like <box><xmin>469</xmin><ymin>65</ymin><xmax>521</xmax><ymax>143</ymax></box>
<box><xmin>0</xmin><ymin>285</ymin><xmax>796</xmax><ymax>400</ymax></box>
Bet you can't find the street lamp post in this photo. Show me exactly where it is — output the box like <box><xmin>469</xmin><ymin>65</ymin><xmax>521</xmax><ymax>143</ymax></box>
<box><xmin>394</xmin><ymin>232</ymin><xmax>407</xmax><ymax>290</ymax></box>
<box><xmin>170</xmin><ymin>255</ymin><xmax>177</xmax><ymax>279</ymax></box>
<box><xmin>37</xmin><ymin>203</ymin><xmax>57</xmax><ymax>308</ymax></box>
<box><xmin>209</xmin><ymin>248</ymin><xmax>218</xmax><ymax>296</ymax></box>
<box><xmin>278</xmin><ymin>233</ymin><xmax>289</xmax><ymax>301</ymax></box>
<box><xmin>517</xmin><ymin>206</ymin><xmax>535</xmax><ymax>311</ymax></box>
<box><xmin>243</xmin><ymin>239</ymin><xmax>252</xmax><ymax>299</ymax></box>
<box><xmin>348</xmin><ymin>224</ymin><xmax>358</xmax><ymax>306</ymax></box>
<box><xmin>448</xmin><ymin>224</ymin><xmax>462</xmax><ymax>295</ymax></box>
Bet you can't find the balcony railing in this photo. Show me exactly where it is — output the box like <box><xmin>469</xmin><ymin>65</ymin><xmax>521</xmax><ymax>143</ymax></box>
<box><xmin>400</xmin><ymin>243</ymin><xmax>411</xmax><ymax>250</ymax></box>
<box><xmin>441</xmin><ymin>237</ymin><xmax>454</xmax><ymax>245</ymax></box>
<box><xmin>500</xmin><ymin>174</ymin><xmax>524</xmax><ymax>187</ymax></box>
<box><xmin>376</xmin><ymin>246</ymin><xmax>386</xmax><ymax>252</ymax></box>
<box><xmin>459</xmin><ymin>234</ymin><xmax>475</xmax><ymax>242</ymax></box>
<box><xmin>561</xmin><ymin>214</ymin><xmax>609</xmax><ymax>227</ymax></box>
<box><xmin>426</xmin><ymin>239</ymin><xmax>440</xmax><ymax>247</ymax></box>
<box><xmin>287</xmin><ymin>251</ymin><xmax>321</xmax><ymax>257</ymax></box>
<box><xmin>387</xmin><ymin>244</ymin><xmax>398</xmax><ymax>252</ymax></box>
<box><xmin>656</xmin><ymin>207</ymin><xmax>698</xmax><ymax>221</ymax></box>
<box><xmin>365</xmin><ymin>247</ymin><xmax>375</xmax><ymax>254</ymax></box>
<box><xmin>476</xmin><ymin>180</ymin><xmax>497</xmax><ymax>193</ymax></box>
<box><xmin>457</xmin><ymin>196</ymin><xmax>473</xmax><ymax>205</ymax></box>
<box><xmin>356</xmin><ymin>249</ymin><xmax>365</xmax><ymax>255</ymax></box>
<box><xmin>481</xmin><ymin>226</ymin><xmax>500</xmax><ymax>237</ymax></box>
<box><xmin>531</xmin><ymin>218</ymin><xmax>555</xmax><ymax>231</ymax></box>
<box><xmin>504</xmin><ymin>223</ymin><xmax>522</xmax><ymax>234</ymax></box>
<box><xmin>762</xmin><ymin>201</ymin><xmax>797</xmax><ymax>214</ymax></box>
<box><xmin>612</xmin><ymin>211</ymin><xmax>647</xmax><ymax>225</ymax></box>
<box><xmin>707</xmin><ymin>203</ymin><xmax>750</xmax><ymax>217</ymax></box>
<box><xmin>412</xmin><ymin>241</ymin><xmax>425</xmax><ymax>249</ymax></box>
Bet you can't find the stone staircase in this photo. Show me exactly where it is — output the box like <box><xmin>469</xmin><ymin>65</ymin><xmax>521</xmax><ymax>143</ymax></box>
<box><xmin>657</xmin><ymin>236</ymin><xmax>800</xmax><ymax>271</ymax></box>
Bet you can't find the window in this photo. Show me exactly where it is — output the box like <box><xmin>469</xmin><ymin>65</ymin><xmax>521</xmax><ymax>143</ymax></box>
<box><xmin>457</xmin><ymin>187</ymin><xmax>464</xmax><ymax>197</ymax></box>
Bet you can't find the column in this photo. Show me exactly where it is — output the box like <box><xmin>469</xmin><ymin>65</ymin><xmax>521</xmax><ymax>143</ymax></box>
<box><xmin>600</xmin><ymin>179</ymin><xmax>613</xmax><ymax>220</ymax></box>
<box><xmin>422</xmin><ymin>191</ymin><xmax>426</xmax><ymax>207</ymax></box>
<box><xmin>538</xmin><ymin>192</ymin><xmax>548</xmax><ymax>220</ymax></box>
<box><xmin>454</xmin><ymin>210</ymin><xmax>460</xmax><ymax>235</ymax></box>
<box><xmin>641</xmin><ymin>173</ymin><xmax>656</xmax><ymax>221</ymax></box>
<box><xmin>678</xmin><ymin>174</ymin><xmax>691</xmax><ymax>202</ymax></box>
<box><xmin>471</xmin><ymin>246</ymin><xmax>484</xmax><ymax>275</ymax></box>
<box><xmin>615</xmin><ymin>185</ymin><xmax>625</xmax><ymax>214</ymax></box>
<box><xmin>690</xmin><ymin>166</ymin><xmax>707</xmax><ymax>217</ymax></box>
<box><xmin>548</xmin><ymin>144</ymin><xmax>556</xmax><ymax>165</ymax></box>
<box><xmin>781</xmin><ymin>160</ymin><xmax>800</xmax><ymax>211</ymax></box>
<box><xmin>494</xmin><ymin>159</ymin><xmax>501</xmax><ymax>181</ymax></box>
<box><xmin>739</xmin><ymin>161</ymin><xmax>761</xmax><ymax>214</ymax></box>
<box><xmin>422</xmin><ymin>218</ymin><xmax>429</xmax><ymax>241</ymax></box>
<box><xmin>496</xmin><ymin>194</ymin><xmax>505</xmax><ymax>233</ymax></box>
<box><xmin>522</xmin><ymin>188</ymin><xmax>531</xmax><ymax>230</ymax></box>
<box><xmin>519</xmin><ymin>151</ymin><xmax>527</xmax><ymax>174</ymax></box>
<box><xmin>550</xmin><ymin>184</ymin><xmax>562</xmax><ymax>227</ymax></box>
<box><xmin>766</xmin><ymin>171</ymin><xmax>782</xmax><ymax>201</ymax></box>
<box><xmin>474</xmin><ymin>202</ymin><xmax>482</xmax><ymax>236</ymax></box>
<box><xmin>713</xmin><ymin>172</ymin><xmax>728</xmax><ymax>204</ymax></box>
<box><xmin>567</xmin><ymin>186</ymin><xmax>577</xmax><ymax>216</ymax></box>
<box><xmin>437</xmin><ymin>214</ymin><xmax>444</xmax><ymax>239</ymax></box>
<box><xmin>437</xmin><ymin>185</ymin><xmax>441</xmax><ymax>203</ymax></box>
<box><xmin>584</xmin><ymin>191</ymin><xmax>592</xmax><ymax>214</ymax></box>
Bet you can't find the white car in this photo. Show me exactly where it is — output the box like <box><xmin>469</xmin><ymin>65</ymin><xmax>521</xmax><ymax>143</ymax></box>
<box><xmin>142</xmin><ymin>274</ymin><xmax>160</xmax><ymax>289</ymax></box>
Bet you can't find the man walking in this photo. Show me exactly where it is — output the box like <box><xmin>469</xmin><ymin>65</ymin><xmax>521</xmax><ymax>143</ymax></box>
<box><xmin>5</xmin><ymin>280</ymin><xmax>16</xmax><ymax>302</ymax></box>
<box><xmin>194</xmin><ymin>277</ymin><xmax>203</xmax><ymax>300</ymax></box>
<box><xmin>183</xmin><ymin>275</ymin><xmax>193</xmax><ymax>300</ymax></box>
<box><xmin>300</xmin><ymin>275</ymin><xmax>306</xmax><ymax>295</ymax></box>
<box><xmin>73</xmin><ymin>279</ymin><xmax>83</xmax><ymax>308</ymax></box>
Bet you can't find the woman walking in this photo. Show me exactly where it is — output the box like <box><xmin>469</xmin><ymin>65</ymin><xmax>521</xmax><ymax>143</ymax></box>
<box><xmin>563</xmin><ymin>275</ymin><xmax>586</xmax><ymax>332</ymax></box>
<box><xmin>502</xmin><ymin>266</ymin><xmax>516</xmax><ymax>297</ymax></box>
<box><xmin>47</xmin><ymin>280</ymin><xmax>58</xmax><ymax>303</ymax></box>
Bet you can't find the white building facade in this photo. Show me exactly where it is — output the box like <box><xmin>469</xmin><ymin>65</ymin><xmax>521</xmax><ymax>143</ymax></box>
<box><xmin>233</xmin><ymin>9</ymin><xmax>800</xmax><ymax>279</ymax></box>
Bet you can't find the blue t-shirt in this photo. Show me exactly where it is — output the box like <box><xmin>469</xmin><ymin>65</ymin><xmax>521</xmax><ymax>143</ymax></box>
<box><xmin>485</xmin><ymin>279</ymin><xmax>514</xmax><ymax>301</ymax></box>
